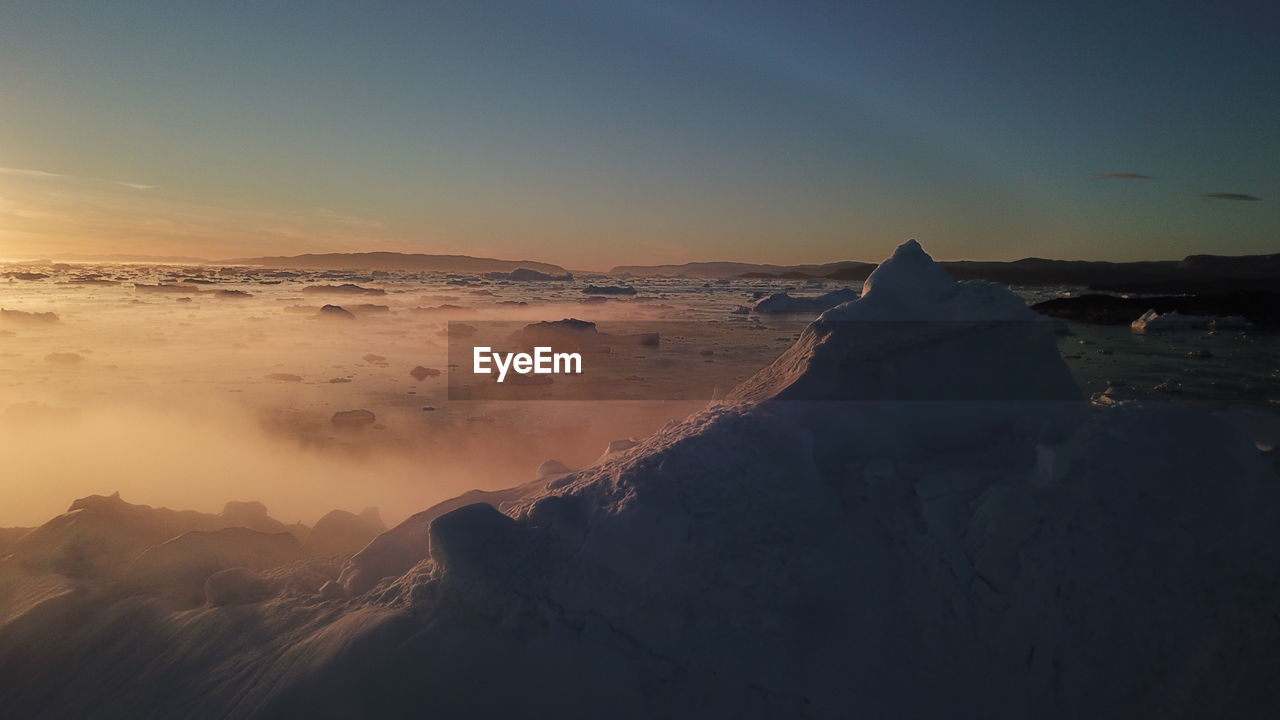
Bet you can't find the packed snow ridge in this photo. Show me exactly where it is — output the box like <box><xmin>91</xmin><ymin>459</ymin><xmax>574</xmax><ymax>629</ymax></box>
<box><xmin>2</xmin><ymin>240</ymin><xmax>1279</xmax><ymax>718</ymax></box>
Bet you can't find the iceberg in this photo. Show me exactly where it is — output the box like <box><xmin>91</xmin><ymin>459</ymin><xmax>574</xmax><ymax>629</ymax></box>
<box><xmin>1</xmin><ymin>241</ymin><xmax>1278</xmax><ymax>718</ymax></box>
<box><xmin>482</xmin><ymin>267</ymin><xmax>573</xmax><ymax>281</ymax></box>
<box><xmin>748</xmin><ymin>287</ymin><xmax>858</xmax><ymax>314</ymax></box>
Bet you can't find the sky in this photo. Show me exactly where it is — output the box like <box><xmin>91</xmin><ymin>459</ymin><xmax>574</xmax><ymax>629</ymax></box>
<box><xmin>1</xmin><ymin>0</ymin><xmax>1276</xmax><ymax>269</ymax></box>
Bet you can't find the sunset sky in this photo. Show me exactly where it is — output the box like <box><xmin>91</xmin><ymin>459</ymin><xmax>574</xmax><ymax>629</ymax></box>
<box><xmin>1</xmin><ymin>1</ymin><xmax>1276</xmax><ymax>269</ymax></box>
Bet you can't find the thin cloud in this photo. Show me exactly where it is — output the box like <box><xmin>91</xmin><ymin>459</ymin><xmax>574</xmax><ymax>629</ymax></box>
<box><xmin>1201</xmin><ymin>192</ymin><xmax>1261</xmax><ymax>201</ymax></box>
<box><xmin>0</xmin><ymin>166</ymin><xmax>65</xmax><ymax>179</ymax></box>
<box><xmin>1098</xmin><ymin>172</ymin><xmax>1154</xmax><ymax>180</ymax></box>
<box><xmin>0</xmin><ymin>165</ymin><xmax>155</xmax><ymax>190</ymax></box>
<box><xmin>0</xmin><ymin>177</ymin><xmax>397</xmax><ymax>258</ymax></box>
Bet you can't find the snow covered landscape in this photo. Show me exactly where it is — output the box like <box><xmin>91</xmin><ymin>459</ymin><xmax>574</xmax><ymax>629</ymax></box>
<box><xmin>4</xmin><ymin>3</ymin><xmax>1279</xmax><ymax>715</ymax></box>
<box><xmin>3</xmin><ymin>241</ymin><xmax>1278</xmax><ymax>718</ymax></box>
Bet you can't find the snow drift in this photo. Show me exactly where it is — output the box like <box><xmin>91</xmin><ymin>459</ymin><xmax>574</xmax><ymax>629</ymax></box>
<box><xmin>1</xmin><ymin>240</ymin><xmax>1278</xmax><ymax>718</ymax></box>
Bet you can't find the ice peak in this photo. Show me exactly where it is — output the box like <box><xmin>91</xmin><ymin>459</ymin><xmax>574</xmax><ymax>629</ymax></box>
<box><xmin>896</xmin><ymin>238</ymin><xmax>925</xmax><ymax>255</ymax></box>
<box><xmin>860</xmin><ymin>239</ymin><xmax>955</xmax><ymax>302</ymax></box>
<box><xmin>732</xmin><ymin>237</ymin><xmax>1083</xmax><ymax>432</ymax></box>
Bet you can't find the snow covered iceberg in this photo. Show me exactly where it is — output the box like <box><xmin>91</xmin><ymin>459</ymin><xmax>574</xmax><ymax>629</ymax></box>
<box><xmin>749</xmin><ymin>287</ymin><xmax>858</xmax><ymax>314</ymax></box>
<box><xmin>2</xmin><ymin>241</ymin><xmax>1278</xmax><ymax>719</ymax></box>
<box><xmin>732</xmin><ymin>239</ymin><xmax>1086</xmax><ymax>458</ymax></box>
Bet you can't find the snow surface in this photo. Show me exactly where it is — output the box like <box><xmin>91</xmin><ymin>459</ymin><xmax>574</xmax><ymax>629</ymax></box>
<box><xmin>2</xmin><ymin>240</ymin><xmax>1279</xmax><ymax>718</ymax></box>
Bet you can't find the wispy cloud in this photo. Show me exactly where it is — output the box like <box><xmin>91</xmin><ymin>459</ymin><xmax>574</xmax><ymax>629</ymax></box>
<box><xmin>0</xmin><ymin>176</ymin><xmax>399</xmax><ymax>259</ymax></box>
<box><xmin>1201</xmin><ymin>192</ymin><xmax>1261</xmax><ymax>201</ymax></box>
<box><xmin>0</xmin><ymin>166</ymin><xmax>65</xmax><ymax>179</ymax></box>
<box><xmin>0</xmin><ymin>165</ymin><xmax>155</xmax><ymax>191</ymax></box>
<box><xmin>1098</xmin><ymin>172</ymin><xmax>1154</xmax><ymax>180</ymax></box>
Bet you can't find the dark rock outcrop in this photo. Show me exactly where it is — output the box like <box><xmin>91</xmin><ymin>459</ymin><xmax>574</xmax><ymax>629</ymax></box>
<box><xmin>1032</xmin><ymin>292</ymin><xmax>1280</xmax><ymax>326</ymax></box>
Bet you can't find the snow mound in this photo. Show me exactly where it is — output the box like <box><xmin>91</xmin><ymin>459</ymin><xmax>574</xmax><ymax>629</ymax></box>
<box><xmin>8</xmin><ymin>492</ymin><xmax>227</xmax><ymax>576</ymax></box>
<box><xmin>302</xmin><ymin>509</ymin><xmax>386</xmax><ymax>557</ymax></box>
<box><xmin>338</xmin><ymin>482</ymin><xmax>541</xmax><ymax>594</ymax></box>
<box><xmin>536</xmin><ymin>458</ymin><xmax>573</xmax><ymax>477</ymax></box>
<box><xmin>858</xmin><ymin>237</ymin><xmax>954</xmax><ymax>304</ymax></box>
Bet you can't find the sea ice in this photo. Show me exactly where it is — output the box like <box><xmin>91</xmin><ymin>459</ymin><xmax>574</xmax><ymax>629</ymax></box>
<box><xmin>3</xmin><ymin>240</ymin><xmax>1278</xmax><ymax>718</ymax></box>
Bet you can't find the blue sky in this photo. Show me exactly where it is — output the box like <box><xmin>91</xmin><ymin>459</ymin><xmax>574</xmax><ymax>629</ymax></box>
<box><xmin>1</xmin><ymin>0</ymin><xmax>1276</xmax><ymax>267</ymax></box>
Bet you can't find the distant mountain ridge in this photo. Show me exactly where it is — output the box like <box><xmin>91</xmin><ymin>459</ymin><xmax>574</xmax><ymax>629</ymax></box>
<box><xmin>22</xmin><ymin>249</ymin><xmax>1280</xmax><ymax>291</ymax></box>
<box><xmin>614</xmin><ymin>252</ymin><xmax>1280</xmax><ymax>292</ymax></box>
<box><xmin>609</xmin><ymin>260</ymin><xmax>874</xmax><ymax>279</ymax></box>
<box><xmin>225</xmin><ymin>251</ymin><xmax>568</xmax><ymax>275</ymax></box>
